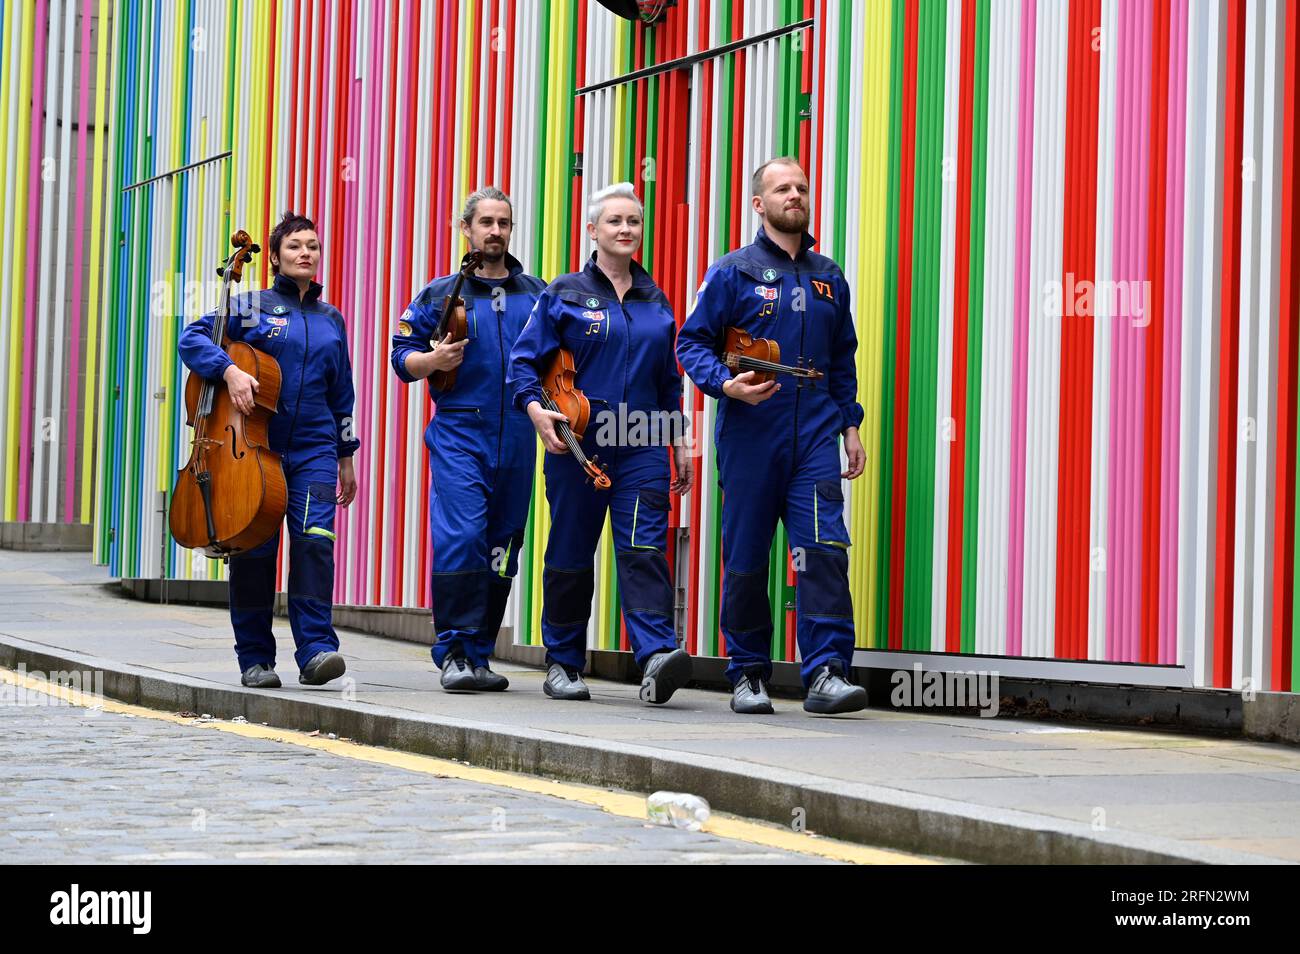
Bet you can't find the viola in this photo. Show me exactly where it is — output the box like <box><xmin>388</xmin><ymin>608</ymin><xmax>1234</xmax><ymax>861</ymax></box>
<box><xmin>429</xmin><ymin>249</ymin><xmax>486</xmax><ymax>393</ymax></box>
<box><xmin>721</xmin><ymin>325</ymin><xmax>825</xmax><ymax>385</ymax></box>
<box><xmin>170</xmin><ymin>230</ymin><xmax>288</xmax><ymax>557</ymax></box>
<box><xmin>540</xmin><ymin>348</ymin><xmax>612</xmax><ymax>489</ymax></box>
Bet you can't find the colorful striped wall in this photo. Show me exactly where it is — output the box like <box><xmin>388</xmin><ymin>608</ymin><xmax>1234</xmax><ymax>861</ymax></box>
<box><xmin>7</xmin><ymin>1</ymin><xmax>1298</xmax><ymax>693</ymax></box>
<box><xmin>0</xmin><ymin>0</ymin><xmax>113</xmax><ymax>525</ymax></box>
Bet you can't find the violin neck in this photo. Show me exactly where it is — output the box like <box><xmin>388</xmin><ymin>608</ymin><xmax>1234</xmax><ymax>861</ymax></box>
<box><xmin>542</xmin><ymin>393</ymin><xmax>593</xmax><ymax>466</ymax></box>
<box><xmin>733</xmin><ymin>355</ymin><xmax>820</xmax><ymax>379</ymax></box>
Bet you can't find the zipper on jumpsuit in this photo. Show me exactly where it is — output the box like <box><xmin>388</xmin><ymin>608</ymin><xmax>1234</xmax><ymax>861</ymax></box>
<box><xmin>791</xmin><ymin>259</ymin><xmax>803</xmax><ymax>470</ymax></box>
<box><xmin>286</xmin><ymin>295</ymin><xmax>310</xmax><ymax>452</ymax></box>
<box><xmin>496</xmin><ymin>294</ymin><xmax>506</xmax><ymax>475</ymax></box>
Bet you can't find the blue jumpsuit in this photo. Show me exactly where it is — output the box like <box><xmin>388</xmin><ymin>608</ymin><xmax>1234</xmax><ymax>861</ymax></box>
<box><xmin>391</xmin><ymin>254</ymin><xmax>546</xmax><ymax>668</ymax></box>
<box><xmin>676</xmin><ymin>227</ymin><xmax>865</xmax><ymax>687</ymax></box>
<box><xmin>178</xmin><ymin>273</ymin><xmax>360</xmax><ymax>674</ymax></box>
<box><xmin>508</xmin><ymin>254</ymin><xmax>682</xmax><ymax>673</ymax></box>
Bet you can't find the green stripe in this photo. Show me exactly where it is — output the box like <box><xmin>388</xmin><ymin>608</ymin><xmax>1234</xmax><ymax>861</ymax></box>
<box><xmin>872</xmin><ymin>0</ymin><xmax>907</xmax><ymax>648</ymax></box>
<box><xmin>902</xmin><ymin>0</ymin><xmax>946</xmax><ymax>650</ymax></box>
<box><xmin>960</xmin><ymin>1</ymin><xmax>991</xmax><ymax>655</ymax></box>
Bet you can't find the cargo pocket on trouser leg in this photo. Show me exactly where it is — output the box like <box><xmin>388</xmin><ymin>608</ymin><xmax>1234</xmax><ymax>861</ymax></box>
<box><xmin>629</xmin><ymin>488</ymin><xmax>670</xmax><ymax>551</ymax></box>
<box><xmin>813</xmin><ymin>479</ymin><xmax>851</xmax><ymax>549</ymax></box>
<box><xmin>302</xmin><ymin>481</ymin><xmax>338</xmax><ymax>542</ymax></box>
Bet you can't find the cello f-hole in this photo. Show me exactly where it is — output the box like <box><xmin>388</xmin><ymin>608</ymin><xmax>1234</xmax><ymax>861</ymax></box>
<box><xmin>225</xmin><ymin>423</ymin><xmax>245</xmax><ymax>460</ymax></box>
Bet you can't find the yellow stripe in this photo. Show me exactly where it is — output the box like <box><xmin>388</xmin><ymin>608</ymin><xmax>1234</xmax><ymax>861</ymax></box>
<box><xmin>1</xmin><ymin>665</ymin><xmax>936</xmax><ymax>865</ymax></box>
<box><xmin>854</xmin><ymin>0</ymin><xmax>892</xmax><ymax>647</ymax></box>
<box><xmin>82</xmin><ymin>0</ymin><xmax>114</xmax><ymax>525</ymax></box>
<box><xmin>0</xmin><ymin>2</ymin><xmax>14</xmax><ymax>511</ymax></box>
<box><xmin>4</xmin><ymin>0</ymin><xmax>34</xmax><ymax>519</ymax></box>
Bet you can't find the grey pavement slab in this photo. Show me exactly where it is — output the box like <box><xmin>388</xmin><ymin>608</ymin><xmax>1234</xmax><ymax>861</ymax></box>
<box><xmin>1</xmin><ymin>550</ymin><xmax>1297</xmax><ymax>863</ymax></box>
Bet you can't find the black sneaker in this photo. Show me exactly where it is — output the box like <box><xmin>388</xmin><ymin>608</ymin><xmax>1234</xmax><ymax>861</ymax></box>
<box><xmin>298</xmin><ymin>651</ymin><xmax>346</xmax><ymax>686</ymax></box>
<box><xmin>440</xmin><ymin>651</ymin><xmax>478</xmax><ymax>692</ymax></box>
<box><xmin>241</xmin><ymin>663</ymin><xmax>281</xmax><ymax>689</ymax></box>
<box><xmin>639</xmin><ymin>648</ymin><xmax>692</xmax><ymax>705</ymax></box>
<box><xmin>803</xmin><ymin>662</ymin><xmax>867</xmax><ymax>714</ymax></box>
<box><xmin>473</xmin><ymin>665</ymin><xmax>509</xmax><ymax>691</ymax></box>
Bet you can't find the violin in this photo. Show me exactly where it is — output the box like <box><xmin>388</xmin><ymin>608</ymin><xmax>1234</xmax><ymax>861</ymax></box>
<box><xmin>429</xmin><ymin>249</ymin><xmax>486</xmax><ymax>392</ymax></box>
<box><xmin>540</xmin><ymin>348</ymin><xmax>612</xmax><ymax>489</ymax></box>
<box><xmin>169</xmin><ymin>230</ymin><xmax>288</xmax><ymax>558</ymax></box>
<box><xmin>721</xmin><ymin>326</ymin><xmax>825</xmax><ymax>385</ymax></box>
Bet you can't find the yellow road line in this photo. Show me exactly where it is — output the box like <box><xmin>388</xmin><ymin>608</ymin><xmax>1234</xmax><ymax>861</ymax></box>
<box><xmin>1</xmin><ymin>666</ymin><xmax>938</xmax><ymax>865</ymax></box>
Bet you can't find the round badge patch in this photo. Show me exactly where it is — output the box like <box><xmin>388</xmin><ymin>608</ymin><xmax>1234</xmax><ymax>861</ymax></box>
<box><xmin>586</xmin><ymin>297</ymin><xmax>600</xmax><ymax>308</ymax></box>
<box><xmin>272</xmin><ymin>304</ymin><xmax>288</xmax><ymax>315</ymax></box>
<box><xmin>397</xmin><ymin>320</ymin><xmax>413</xmax><ymax>337</ymax></box>
<box><xmin>762</xmin><ymin>268</ymin><xmax>777</xmax><ymax>282</ymax></box>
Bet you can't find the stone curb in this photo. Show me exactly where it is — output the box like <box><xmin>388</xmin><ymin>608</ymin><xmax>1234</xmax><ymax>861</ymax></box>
<box><xmin>0</xmin><ymin>634</ymin><xmax>1283</xmax><ymax>866</ymax></box>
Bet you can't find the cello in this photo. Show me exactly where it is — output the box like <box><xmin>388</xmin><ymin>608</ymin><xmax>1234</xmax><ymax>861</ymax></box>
<box><xmin>721</xmin><ymin>326</ymin><xmax>825</xmax><ymax>385</ymax></box>
<box><xmin>429</xmin><ymin>249</ymin><xmax>485</xmax><ymax>393</ymax></box>
<box><xmin>169</xmin><ymin>230</ymin><xmax>288</xmax><ymax>558</ymax></box>
<box><xmin>539</xmin><ymin>348</ymin><xmax>612</xmax><ymax>489</ymax></box>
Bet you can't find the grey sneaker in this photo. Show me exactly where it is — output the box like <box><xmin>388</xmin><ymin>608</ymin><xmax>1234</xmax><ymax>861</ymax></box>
<box><xmin>731</xmin><ymin>672</ymin><xmax>774</xmax><ymax>714</ymax></box>
<box><xmin>241</xmin><ymin>663</ymin><xmax>281</xmax><ymax>689</ymax></box>
<box><xmin>639</xmin><ymin>648</ymin><xmax>692</xmax><ymax>705</ymax></box>
<box><xmin>803</xmin><ymin>663</ymin><xmax>867</xmax><ymax>714</ymax></box>
<box><xmin>298</xmin><ymin>651</ymin><xmax>346</xmax><ymax>686</ymax></box>
<box><xmin>543</xmin><ymin>663</ymin><xmax>590</xmax><ymax>701</ymax></box>
<box><xmin>440</xmin><ymin>652</ymin><xmax>478</xmax><ymax>692</ymax></box>
<box><xmin>473</xmin><ymin>664</ymin><xmax>509</xmax><ymax>692</ymax></box>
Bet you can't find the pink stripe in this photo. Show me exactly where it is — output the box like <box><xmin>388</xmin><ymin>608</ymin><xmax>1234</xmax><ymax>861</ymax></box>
<box><xmin>352</xmin><ymin>0</ymin><xmax>386</xmax><ymax>601</ymax></box>
<box><xmin>19</xmin><ymin>0</ymin><xmax>50</xmax><ymax>522</ymax></box>
<box><xmin>1131</xmin><ymin>0</ymin><xmax>1152</xmax><ymax>664</ymax></box>
<box><xmin>385</xmin><ymin>2</ymin><xmax>416</xmax><ymax>607</ymax></box>
<box><xmin>336</xmin><ymin>5</ymin><xmax>362</xmax><ymax>605</ymax></box>
<box><xmin>1106</xmin><ymin>0</ymin><xmax>1131</xmax><ymax>662</ymax></box>
<box><xmin>1005</xmin><ymin>0</ymin><xmax>1038</xmax><ymax>657</ymax></box>
<box><xmin>1107</xmin><ymin>0</ymin><xmax>1153</xmax><ymax>663</ymax></box>
<box><xmin>64</xmin><ymin>5</ymin><xmax>93</xmax><ymax>523</ymax></box>
<box><xmin>1160</xmin><ymin>0</ymin><xmax>1188</xmax><ymax>664</ymax></box>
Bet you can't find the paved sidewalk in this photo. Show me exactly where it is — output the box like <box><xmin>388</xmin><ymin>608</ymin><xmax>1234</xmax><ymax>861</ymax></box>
<box><xmin>2</xmin><ymin>550</ymin><xmax>1298</xmax><ymax>863</ymax></box>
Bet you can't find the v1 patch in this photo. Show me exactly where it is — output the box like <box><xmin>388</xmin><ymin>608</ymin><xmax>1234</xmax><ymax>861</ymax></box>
<box><xmin>810</xmin><ymin>279</ymin><xmax>835</xmax><ymax>302</ymax></box>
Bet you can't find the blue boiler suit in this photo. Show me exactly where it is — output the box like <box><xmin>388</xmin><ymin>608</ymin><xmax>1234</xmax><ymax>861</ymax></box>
<box><xmin>675</xmin><ymin>227</ymin><xmax>864</xmax><ymax>687</ymax></box>
<box><xmin>178</xmin><ymin>273</ymin><xmax>360</xmax><ymax>674</ymax></box>
<box><xmin>508</xmin><ymin>254</ymin><xmax>682</xmax><ymax>673</ymax></box>
<box><xmin>391</xmin><ymin>254</ymin><xmax>546</xmax><ymax>668</ymax></box>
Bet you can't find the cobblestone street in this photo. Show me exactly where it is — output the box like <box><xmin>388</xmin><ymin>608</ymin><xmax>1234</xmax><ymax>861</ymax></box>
<box><xmin>1</xmin><ymin>700</ymin><xmax>829</xmax><ymax>865</ymax></box>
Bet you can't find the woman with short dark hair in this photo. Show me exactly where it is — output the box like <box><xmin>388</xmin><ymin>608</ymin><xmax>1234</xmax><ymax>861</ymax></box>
<box><xmin>179</xmin><ymin>212</ymin><xmax>360</xmax><ymax>689</ymax></box>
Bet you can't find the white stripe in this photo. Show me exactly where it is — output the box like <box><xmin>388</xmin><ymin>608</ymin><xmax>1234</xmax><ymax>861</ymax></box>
<box><xmin>929</xmin><ymin>0</ymin><xmax>959</xmax><ymax>652</ymax></box>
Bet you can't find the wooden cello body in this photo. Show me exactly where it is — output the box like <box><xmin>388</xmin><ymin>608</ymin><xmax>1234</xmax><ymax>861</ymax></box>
<box><xmin>169</xmin><ymin>231</ymin><xmax>288</xmax><ymax>558</ymax></box>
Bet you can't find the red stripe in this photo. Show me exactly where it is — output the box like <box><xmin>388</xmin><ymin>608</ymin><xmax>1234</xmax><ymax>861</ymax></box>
<box><xmin>1273</xmin><ymin>0</ymin><xmax>1299</xmax><ymax>691</ymax></box>
<box><xmin>502</xmin><ymin>0</ymin><xmax>516</xmax><ymax>193</ymax></box>
<box><xmin>1052</xmin><ymin>0</ymin><xmax>1102</xmax><ymax>659</ymax></box>
<box><xmin>731</xmin><ymin>0</ymin><xmax>744</xmax><ymax>250</ymax></box>
<box><xmin>389</xmin><ymin>0</ymin><xmax>421</xmax><ymax>605</ymax></box>
<box><xmin>1212</xmin><ymin>0</ymin><xmax>1247</xmax><ymax>688</ymax></box>
<box><xmin>944</xmin><ymin>0</ymin><xmax>978</xmax><ymax>653</ymax></box>
<box><xmin>1139</xmin><ymin>0</ymin><xmax>1171</xmax><ymax>664</ymax></box>
<box><xmin>370</xmin><ymin>0</ymin><xmax>402</xmax><ymax>604</ymax></box>
<box><xmin>470</xmin><ymin>0</ymin><xmax>484</xmax><ymax>187</ymax></box>
<box><xmin>286</xmin><ymin>7</ymin><xmax>302</xmax><ymax>210</ymax></box>
<box><xmin>812</xmin><ymin>0</ymin><xmax>828</xmax><ymax>222</ymax></box>
<box><xmin>887</xmin><ymin>0</ymin><xmax>920</xmax><ymax>651</ymax></box>
<box><xmin>485</xmin><ymin>0</ymin><xmax>498</xmax><ymax>180</ymax></box>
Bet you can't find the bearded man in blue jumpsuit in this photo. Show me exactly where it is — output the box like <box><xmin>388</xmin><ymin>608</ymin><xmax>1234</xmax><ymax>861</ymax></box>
<box><xmin>391</xmin><ymin>188</ymin><xmax>547</xmax><ymax>692</ymax></box>
<box><xmin>676</xmin><ymin>158</ymin><xmax>869</xmax><ymax>715</ymax></box>
<box><xmin>179</xmin><ymin>212</ymin><xmax>359</xmax><ymax>690</ymax></box>
<box><xmin>509</xmin><ymin>182</ymin><xmax>694</xmax><ymax>704</ymax></box>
